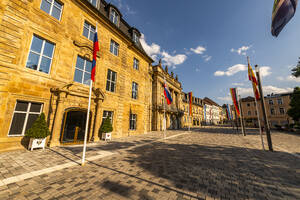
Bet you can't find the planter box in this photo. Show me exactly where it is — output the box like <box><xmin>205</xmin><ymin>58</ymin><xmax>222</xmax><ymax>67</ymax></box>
<box><xmin>28</xmin><ymin>138</ymin><xmax>46</xmax><ymax>151</ymax></box>
<box><xmin>101</xmin><ymin>132</ymin><xmax>112</xmax><ymax>141</ymax></box>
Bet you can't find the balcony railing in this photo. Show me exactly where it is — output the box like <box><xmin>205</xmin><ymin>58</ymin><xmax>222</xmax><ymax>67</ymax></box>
<box><xmin>156</xmin><ymin>104</ymin><xmax>184</xmax><ymax>113</ymax></box>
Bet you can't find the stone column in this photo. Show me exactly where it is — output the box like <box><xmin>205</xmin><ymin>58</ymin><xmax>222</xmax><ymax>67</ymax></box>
<box><xmin>92</xmin><ymin>99</ymin><xmax>102</xmax><ymax>142</ymax></box>
<box><xmin>49</xmin><ymin>95</ymin><xmax>64</xmax><ymax>147</ymax></box>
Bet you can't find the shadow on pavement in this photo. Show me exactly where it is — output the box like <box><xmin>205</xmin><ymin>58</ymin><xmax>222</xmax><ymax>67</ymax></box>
<box><xmin>114</xmin><ymin>141</ymin><xmax>300</xmax><ymax>199</ymax></box>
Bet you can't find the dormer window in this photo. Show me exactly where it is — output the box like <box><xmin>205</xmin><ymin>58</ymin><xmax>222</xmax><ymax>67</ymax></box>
<box><xmin>110</xmin><ymin>9</ymin><xmax>119</xmax><ymax>26</ymax></box>
<box><xmin>133</xmin><ymin>32</ymin><xmax>139</xmax><ymax>43</ymax></box>
<box><xmin>88</xmin><ymin>0</ymin><xmax>98</xmax><ymax>8</ymax></box>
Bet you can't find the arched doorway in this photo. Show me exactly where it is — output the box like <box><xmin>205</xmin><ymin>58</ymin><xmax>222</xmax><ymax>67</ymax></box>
<box><xmin>60</xmin><ymin>108</ymin><xmax>90</xmax><ymax>144</ymax></box>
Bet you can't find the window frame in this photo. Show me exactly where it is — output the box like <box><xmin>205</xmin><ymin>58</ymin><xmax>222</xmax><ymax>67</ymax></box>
<box><xmin>110</xmin><ymin>9</ymin><xmax>119</xmax><ymax>26</ymax></box>
<box><xmin>88</xmin><ymin>0</ymin><xmax>98</xmax><ymax>8</ymax></box>
<box><xmin>26</xmin><ymin>35</ymin><xmax>55</xmax><ymax>74</ymax></box>
<box><xmin>277</xmin><ymin>98</ymin><xmax>283</xmax><ymax>105</ymax></box>
<box><xmin>110</xmin><ymin>40</ymin><xmax>119</xmax><ymax>56</ymax></box>
<box><xmin>40</xmin><ymin>0</ymin><xmax>63</xmax><ymax>21</ymax></box>
<box><xmin>129</xmin><ymin>114</ymin><xmax>137</xmax><ymax>130</ymax></box>
<box><xmin>269</xmin><ymin>99</ymin><xmax>274</xmax><ymax>105</ymax></box>
<box><xmin>106</xmin><ymin>69</ymin><xmax>117</xmax><ymax>92</ymax></box>
<box><xmin>279</xmin><ymin>107</ymin><xmax>285</xmax><ymax>115</ymax></box>
<box><xmin>102</xmin><ymin>110</ymin><xmax>114</xmax><ymax>124</ymax></box>
<box><xmin>270</xmin><ymin>108</ymin><xmax>275</xmax><ymax>115</ymax></box>
<box><xmin>83</xmin><ymin>21</ymin><xmax>96</xmax><ymax>41</ymax></box>
<box><xmin>8</xmin><ymin>101</ymin><xmax>43</xmax><ymax>137</ymax></box>
<box><xmin>133</xmin><ymin>58</ymin><xmax>139</xmax><ymax>70</ymax></box>
<box><xmin>132</xmin><ymin>82</ymin><xmax>138</xmax><ymax>99</ymax></box>
<box><xmin>133</xmin><ymin>32</ymin><xmax>139</xmax><ymax>43</ymax></box>
<box><xmin>73</xmin><ymin>55</ymin><xmax>92</xmax><ymax>85</ymax></box>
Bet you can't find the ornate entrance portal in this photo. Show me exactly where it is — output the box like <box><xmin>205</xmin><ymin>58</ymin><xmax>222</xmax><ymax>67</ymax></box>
<box><xmin>61</xmin><ymin>109</ymin><xmax>88</xmax><ymax>144</ymax></box>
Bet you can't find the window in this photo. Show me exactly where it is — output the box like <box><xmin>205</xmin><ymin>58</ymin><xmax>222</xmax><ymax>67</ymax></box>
<box><xmin>269</xmin><ymin>100</ymin><xmax>274</xmax><ymax>105</ymax></box>
<box><xmin>102</xmin><ymin>111</ymin><xmax>113</xmax><ymax>124</ymax></box>
<box><xmin>133</xmin><ymin>32</ymin><xmax>139</xmax><ymax>43</ymax></box>
<box><xmin>74</xmin><ymin>56</ymin><xmax>92</xmax><ymax>85</ymax></box>
<box><xmin>248</xmin><ymin>111</ymin><xmax>251</xmax><ymax>116</ymax></box>
<box><xmin>133</xmin><ymin>58</ymin><xmax>139</xmax><ymax>70</ymax></box>
<box><xmin>110</xmin><ymin>40</ymin><xmax>119</xmax><ymax>56</ymax></box>
<box><xmin>277</xmin><ymin>98</ymin><xmax>283</xmax><ymax>105</ymax></box>
<box><xmin>40</xmin><ymin>0</ymin><xmax>63</xmax><ymax>20</ymax></box>
<box><xmin>279</xmin><ymin>108</ymin><xmax>285</xmax><ymax>115</ymax></box>
<box><xmin>132</xmin><ymin>82</ymin><xmax>138</xmax><ymax>99</ymax></box>
<box><xmin>247</xmin><ymin>103</ymin><xmax>250</xmax><ymax>107</ymax></box>
<box><xmin>130</xmin><ymin>114</ymin><xmax>137</xmax><ymax>130</ymax></box>
<box><xmin>26</xmin><ymin>35</ymin><xmax>55</xmax><ymax>74</ymax></box>
<box><xmin>270</xmin><ymin>108</ymin><xmax>275</xmax><ymax>115</ymax></box>
<box><xmin>88</xmin><ymin>0</ymin><xmax>98</xmax><ymax>7</ymax></box>
<box><xmin>83</xmin><ymin>21</ymin><xmax>95</xmax><ymax>41</ymax></box>
<box><xmin>106</xmin><ymin>69</ymin><xmax>117</xmax><ymax>92</ymax></box>
<box><xmin>110</xmin><ymin>9</ymin><xmax>119</xmax><ymax>25</ymax></box>
<box><xmin>8</xmin><ymin>101</ymin><xmax>43</xmax><ymax>136</ymax></box>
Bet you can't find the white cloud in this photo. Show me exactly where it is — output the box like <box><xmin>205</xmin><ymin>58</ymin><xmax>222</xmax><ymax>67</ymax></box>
<box><xmin>161</xmin><ymin>51</ymin><xmax>187</xmax><ymax>67</ymax></box>
<box><xmin>140</xmin><ymin>34</ymin><xmax>161</xmax><ymax>60</ymax></box>
<box><xmin>110</xmin><ymin>0</ymin><xmax>136</xmax><ymax>15</ymax></box>
<box><xmin>214</xmin><ymin>64</ymin><xmax>247</xmax><ymax>76</ymax></box>
<box><xmin>217</xmin><ymin>96</ymin><xmax>232</xmax><ymax>102</ymax></box>
<box><xmin>232</xmin><ymin>83</ymin><xmax>244</xmax><ymax>86</ymax></box>
<box><xmin>277</xmin><ymin>75</ymin><xmax>300</xmax><ymax>83</ymax></box>
<box><xmin>231</xmin><ymin>45</ymin><xmax>251</xmax><ymax>56</ymax></box>
<box><xmin>140</xmin><ymin>34</ymin><xmax>187</xmax><ymax>68</ymax></box>
<box><xmin>238</xmin><ymin>86</ymin><xmax>293</xmax><ymax>96</ymax></box>
<box><xmin>259</xmin><ymin>66</ymin><xmax>272</xmax><ymax>77</ymax></box>
<box><xmin>204</xmin><ymin>55</ymin><xmax>212</xmax><ymax>62</ymax></box>
<box><xmin>190</xmin><ymin>46</ymin><xmax>206</xmax><ymax>54</ymax></box>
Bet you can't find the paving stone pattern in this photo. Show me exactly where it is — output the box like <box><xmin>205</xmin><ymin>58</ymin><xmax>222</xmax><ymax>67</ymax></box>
<box><xmin>0</xmin><ymin>127</ymin><xmax>300</xmax><ymax>200</ymax></box>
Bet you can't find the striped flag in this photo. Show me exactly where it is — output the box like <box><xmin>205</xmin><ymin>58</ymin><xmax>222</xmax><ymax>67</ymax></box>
<box><xmin>91</xmin><ymin>25</ymin><xmax>100</xmax><ymax>82</ymax></box>
<box><xmin>188</xmin><ymin>92</ymin><xmax>193</xmax><ymax>116</ymax></box>
<box><xmin>272</xmin><ymin>0</ymin><xmax>298</xmax><ymax>37</ymax></box>
<box><xmin>230</xmin><ymin>88</ymin><xmax>240</xmax><ymax>117</ymax></box>
<box><xmin>163</xmin><ymin>81</ymin><xmax>173</xmax><ymax>105</ymax></box>
<box><xmin>248</xmin><ymin>61</ymin><xmax>260</xmax><ymax>101</ymax></box>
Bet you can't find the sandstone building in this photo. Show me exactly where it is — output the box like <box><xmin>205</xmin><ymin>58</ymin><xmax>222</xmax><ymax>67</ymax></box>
<box><xmin>240</xmin><ymin>93</ymin><xmax>294</xmax><ymax>128</ymax></box>
<box><xmin>151</xmin><ymin>63</ymin><xmax>183</xmax><ymax>131</ymax></box>
<box><xmin>181</xmin><ymin>93</ymin><xmax>204</xmax><ymax>128</ymax></box>
<box><xmin>0</xmin><ymin>0</ymin><xmax>153</xmax><ymax>152</ymax></box>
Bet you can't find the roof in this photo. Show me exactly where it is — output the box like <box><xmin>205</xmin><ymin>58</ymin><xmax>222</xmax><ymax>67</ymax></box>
<box><xmin>83</xmin><ymin>0</ymin><xmax>153</xmax><ymax>63</ymax></box>
<box><xmin>241</xmin><ymin>96</ymin><xmax>255</xmax><ymax>102</ymax></box>
<box><xmin>203</xmin><ymin>97</ymin><xmax>220</xmax><ymax>107</ymax></box>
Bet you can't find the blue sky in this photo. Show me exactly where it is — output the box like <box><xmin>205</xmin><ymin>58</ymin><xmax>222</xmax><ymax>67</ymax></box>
<box><xmin>109</xmin><ymin>0</ymin><xmax>300</xmax><ymax>105</ymax></box>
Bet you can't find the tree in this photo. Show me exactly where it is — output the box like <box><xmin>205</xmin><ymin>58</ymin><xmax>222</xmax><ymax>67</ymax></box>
<box><xmin>287</xmin><ymin>87</ymin><xmax>300</xmax><ymax>123</ymax></box>
<box><xmin>99</xmin><ymin>117</ymin><xmax>113</xmax><ymax>133</ymax></box>
<box><xmin>291</xmin><ymin>58</ymin><xmax>300</xmax><ymax>77</ymax></box>
<box><xmin>25</xmin><ymin>113</ymin><xmax>50</xmax><ymax>138</ymax></box>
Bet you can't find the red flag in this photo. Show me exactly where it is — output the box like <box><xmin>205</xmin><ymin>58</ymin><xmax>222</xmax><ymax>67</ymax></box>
<box><xmin>230</xmin><ymin>88</ymin><xmax>240</xmax><ymax>117</ymax></box>
<box><xmin>91</xmin><ymin>26</ymin><xmax>99</xmax><ymax>82</ymax></box>
<box><xmin>248</xmin><ymin>61</ymin><xmax>260</xmax><ymax>101</ymax></box>
<box><xmin>189</xmin><ymin>92</ymin><xmax>193</xmax><ymax>116</ymax></box>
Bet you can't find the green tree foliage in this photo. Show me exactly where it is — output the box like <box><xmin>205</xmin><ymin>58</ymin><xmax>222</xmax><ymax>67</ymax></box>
<box><xmin>99</xmin><ymin>117</ymin><xmax>113</xmax><ymax>133</ymax></box>
<box><xmin>291</xmin><ymin>58</ymin><xmax>300</xmax><ymax>77</ymax></box>
<box><xmin>287</xmin><ymin>87</ymin><xmax>300</xmax><ymax>122</ymax></box>
<box><xmin>25</xmin><ymin>113</ymin><xmax>50</xmax><ymax>138</ymax></box>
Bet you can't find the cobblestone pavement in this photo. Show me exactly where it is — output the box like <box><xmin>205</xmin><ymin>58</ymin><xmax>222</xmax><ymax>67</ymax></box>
<box><xmin>0</xmin><ymin>127</ymin><xmax>299</xmax><ymax>200</ymax></box>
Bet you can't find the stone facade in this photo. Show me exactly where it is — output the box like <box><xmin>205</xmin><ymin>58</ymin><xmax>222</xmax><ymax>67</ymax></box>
<box><xmin>151</xmin><ymin>63</ymin><xmax>183</xmax><ymax>131</ymax></box>
<box><xmin>0</xmin><ymin>0</ymin><xmax>153</xmax><ymax>152</ymax></box>
<box><xmin>240</xmin><ymin>93</ymin><xmax>294</xmax><ymax>128</ymax></box>
<box><xmin>181</xmin><ymin>93</ymin><xmax>203</xmax><ymax>128</ymax></box>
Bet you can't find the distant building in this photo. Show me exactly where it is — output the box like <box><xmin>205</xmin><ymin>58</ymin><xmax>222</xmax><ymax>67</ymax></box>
<box><xmin>181</xmin><ymin>93</ymin><xmax>203</xmax><ymax>128</ymax></box>
<box><xmin>203</xmin><ymin>97</ymin><xmax>221</xmax><ymax>125</ymax></box>
<box><xmin>240</xmin><ymin>93</ymin><xmax>294</xmax><ymax>128</ymax></box>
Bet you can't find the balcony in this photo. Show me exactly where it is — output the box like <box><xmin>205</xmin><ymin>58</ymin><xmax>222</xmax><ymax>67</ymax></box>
<box><xmin>156</xmin><ymin>104</ymin><xmax>184</xmax><ymax>114</ymax></box>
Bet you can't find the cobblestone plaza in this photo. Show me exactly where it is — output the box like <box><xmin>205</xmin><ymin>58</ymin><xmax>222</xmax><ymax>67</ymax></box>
<box><xmin>0</xmin><ymin>127</ymin><xmax>299</xmax><ymax>200</ymax></box>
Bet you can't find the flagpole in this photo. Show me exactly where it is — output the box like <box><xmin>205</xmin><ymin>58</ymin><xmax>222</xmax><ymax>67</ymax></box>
<box><xmin>236</xmin><ymin>90</ymin><xmax>245</xmax><ymax>136</ymax></box>
<box><xmin>188</xmin><ymin>93</ymin><xmax>190</xmax><ymax>132</ymax></box>
<box><xmin>163</xmin><ymin>76</ymin><xmax>166</xmax><ymax>139</ymax></box>
<box><xmin>82</xmin><ymin>79</ymin><xmax>92</xmax><ymax>166</ymax></box>
<box><xmin>255</xmin><ymin>65</ymin><xmax>273</xmax><ymax>151</ymax></box>
<box><xmin>248</xmin><ymin>57</ymin><xmax>264</xmax><ymax>150</ymax></box>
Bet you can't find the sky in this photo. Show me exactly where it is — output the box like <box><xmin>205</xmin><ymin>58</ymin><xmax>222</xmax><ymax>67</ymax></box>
<box><xmin>109</xmin><ymin>0</ymin><xmax>300</xmax><ymax>105</ymax></box>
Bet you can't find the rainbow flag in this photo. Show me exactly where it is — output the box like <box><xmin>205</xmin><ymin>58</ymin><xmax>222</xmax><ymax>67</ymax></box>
<box><xmin>230</xmin><ymin>88</ymin><xmax>240</xmax><ymax>117</ymax></box>
<box><xmin>272</xmin><ymin>0</ymin><xmax>298</xmax><ymax>37</ymax></box>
